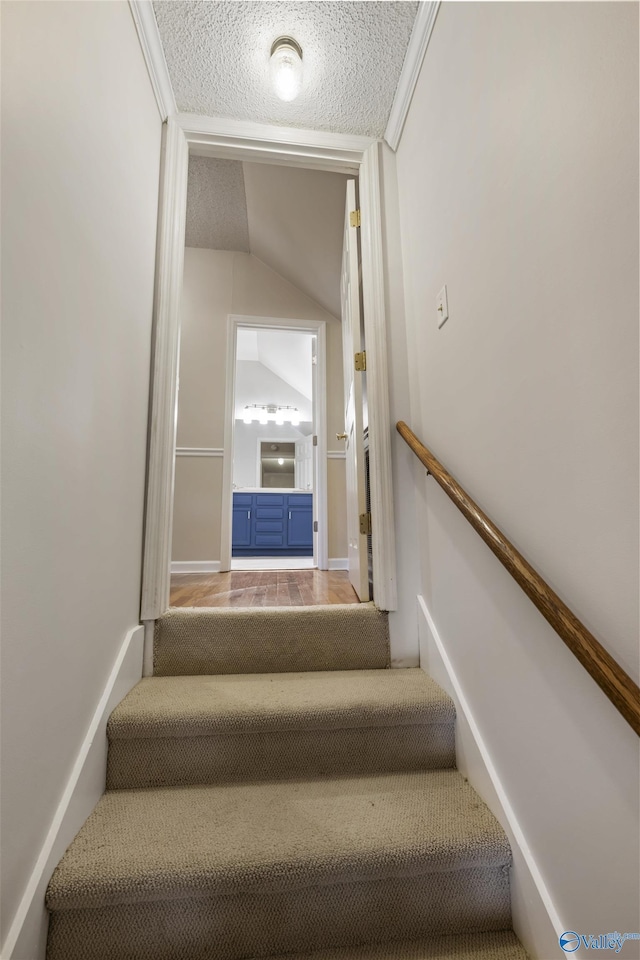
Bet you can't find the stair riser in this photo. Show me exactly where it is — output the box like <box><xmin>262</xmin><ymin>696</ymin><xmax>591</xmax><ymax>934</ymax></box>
<box><xmin>47</xmin><ymin>866</ymin><xmax>511</xmax><ymax>960</ymax></box>
<box><xmin>106</xmin><ymin>724</ymin><xmax>456</xmax><ymax>789</ymax></box>
<box><xmin>154</xmin><ymin>608</ymin><xmax>390</xmax><ymax>676</ymax></box>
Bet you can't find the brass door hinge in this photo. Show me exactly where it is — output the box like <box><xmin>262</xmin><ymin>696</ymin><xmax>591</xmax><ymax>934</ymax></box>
<box><xmin>350</xmin><ymin>209</ymin><xmax>361</xmax><ymax>228</ymax></box>
<box><xmin>354</xmin><ymin>351</ymin><xmax>366</xmax><ymax>372</ymax></box>
<box><xmin>359</xmin><ymin>512</ymin><xmax>372</xmax><ymax>536</ymax></box>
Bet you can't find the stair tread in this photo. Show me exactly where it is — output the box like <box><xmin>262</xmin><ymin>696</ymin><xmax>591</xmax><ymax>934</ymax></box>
<box><xmin>108</xmin><ymin>669</ymin><xmax>454</xmax><ymax>740</ymax></box>
<box><xmin>258</xmin><ymin>930</ymin><xmax>528</xmax><ymax>959</ymax></box>
<box><xmin>47</xmin><ymin>769</ymin><xmax>510</xmax><ymax>911</ymax></box>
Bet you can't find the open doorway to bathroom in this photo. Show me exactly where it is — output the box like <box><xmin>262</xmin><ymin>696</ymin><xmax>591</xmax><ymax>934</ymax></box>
<box><xmin>168</xmin><ymin>154</ymin><xmax>357</xmax><ymax>607</ymax></box>
<box><xmin>229</xmin><ymin>325</ymin><xmax>318</xmax><ymax>571</ymax></box>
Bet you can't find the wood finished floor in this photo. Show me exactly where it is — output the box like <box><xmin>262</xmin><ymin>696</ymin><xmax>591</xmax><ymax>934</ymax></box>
<box><xmin>170</xmin><ymin>570</ymin><xmax>360</xmax><ymax>608</ymax></box>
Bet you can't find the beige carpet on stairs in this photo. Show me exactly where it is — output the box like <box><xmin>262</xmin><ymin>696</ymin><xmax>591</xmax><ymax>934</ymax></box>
<box><xmin>46</xmin><ymin>604</ymin><xmax>529</xmax><ymax>960</ymax></box>
<box><xmin>256</xmin><ymin>930</ymin><xmax>528</xmax><ymax>959</ymax></box>
<box><xmin>153</xmin><ymin>604</ymin><xmax>390</xmax><ymax>675</ymax></box>
<box><xmin>106</xmin><ymin>669</ymin><xmax>456</xmax><ymax>787</ymax></box>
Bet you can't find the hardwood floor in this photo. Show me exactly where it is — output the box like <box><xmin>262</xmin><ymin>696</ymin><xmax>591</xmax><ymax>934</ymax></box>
<box><xmin>170</xmin><ymin>569</ymin><xmax>360</xmax><ymax>608</ymax></box>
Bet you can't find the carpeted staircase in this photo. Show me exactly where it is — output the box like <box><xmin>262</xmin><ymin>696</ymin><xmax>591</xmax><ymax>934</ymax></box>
<box><xmin>46</xmin><ymin>604</ymin><xmax>528</xmax><ymax>960</ymax></box>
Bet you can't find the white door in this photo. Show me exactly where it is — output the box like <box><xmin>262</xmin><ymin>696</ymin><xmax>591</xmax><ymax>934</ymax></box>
<box><xmin>295</xmin><ymin>435</ymin><xmax>313</xmax><ymax>491</ymax></box>
<box><xmin>340</xmin><ymin>180</ymin><xmax>370</xmax><ymax>601</ymax></box>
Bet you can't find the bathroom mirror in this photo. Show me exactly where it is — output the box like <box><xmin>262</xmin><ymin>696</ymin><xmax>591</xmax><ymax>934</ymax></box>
<box><xmin>260</xmin><ymin>442</ymin><xmax>296</xmax><ymax>488</ymax></box>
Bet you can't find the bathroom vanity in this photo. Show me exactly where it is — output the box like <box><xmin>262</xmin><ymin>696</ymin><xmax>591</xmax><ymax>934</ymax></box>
<box><xmin>232</xmin><ymin>491</ymin><xmax>313</xmax><ymax>557</ymax></box>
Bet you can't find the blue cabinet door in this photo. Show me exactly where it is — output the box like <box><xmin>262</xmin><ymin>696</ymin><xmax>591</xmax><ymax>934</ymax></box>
<box><xmin>232</xmin><ymin>495</ymin><xmax>252</xmax><ymax>548</ymax></box>
<box><xmin>286</xmin><ymin>494</ymin><xmax>313</xmax><ymax>548</ymax></box>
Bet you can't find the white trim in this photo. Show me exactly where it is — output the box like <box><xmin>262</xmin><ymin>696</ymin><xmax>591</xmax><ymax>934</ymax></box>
<box><xmin>175</xmin><ymin>447</ymin><xmax>224</xmax><ymax>458</ymax></box>
<box><xmin>221</xmin><ymin>316</ymin><xmax>329</xmax><ymax>574</ymax></box>
<box><xmin>359</xmin><ymin>143</ymin><xmax>397</xmax><ymax>611</ymax></box>
<box><xmin>140</xmin><ymin>118</ymin><xmax>189</xmax><ymax>621</ymax></box>
<box><xmin>170</xmin><ymin>561</ymin><xmax>222</xmax><ymax>574</ymax></box>
<box><xmin>0</xmin><ymin>626</ymin><xmax>144</xmax><ymax>960</ymax></box>
<box><xmin>328</xmin><ymin>557</ymin><xmax>349</xmax><ymax>571</ymax></box>
<box><xmin>177</xmin><ymin>114</ymin><xmax>370</xmax><ymax>174</ymax></box>
<box><xmin>142</xmin><ymin>619</ymin><xmax>154</xmax><ymax>678</ymax></box>
<box><xmin>141</xmin><ymin>118</ymin><xmax>397</xmax><ymax>618</ymax></box>
<box><xmin>128</xmin><ymin>0</ymin><xmax>176</xmax><ymax>121</ymax></box>
<box><xmin>327</xmin><ymin>450</ymin><xmax>346</xmax><ymax>460</ymax></box>
<box><xmin>231</xmin><ymin>557</ymin><xmax>315</xmax><ymax>571</ymax></box>
<box><xmin>417</xmin><ymin>595</ymin><xmax>565</xmax><ymax>960</ymax></box>
<box><xmin>220</xmin><ymin>314</ymin><xmax>238</xmax><ymax>574</ymax></box>
<box><xmin>384</xmin><ymin>2</ymin><xmax>441</xmax><ymax>151</ymax></box>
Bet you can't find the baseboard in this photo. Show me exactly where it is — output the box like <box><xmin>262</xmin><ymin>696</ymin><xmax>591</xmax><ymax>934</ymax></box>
<box><xmin>231</xmin><ymin>557</ymin><xmax>315</xmax><ymax>571</ymax></box>
<box><xmin>1</xmin><ymin>625</ymin><xmax>144</xmax><ymax>960</ymax></box>
<box><xmin>328</xmin><ymin>557</ymin><xmax>348</xmax><ymax>570</ymax></box>
<box><xmin>416</xmin><ymin>595</ymin><xmax>562</xmax><ymax>960</ymax></box>
<box><xmin>170</xmin><ymin>561</ymin><xmax>221</xmax><ymax>574</ymax></box>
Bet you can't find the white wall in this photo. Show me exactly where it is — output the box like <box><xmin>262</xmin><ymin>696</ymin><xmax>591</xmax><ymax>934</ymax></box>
<box><xmin>0</xmin><ymin>1</ymin><xmax>161</xmax><ymax>954</ymax></box>
<box><xmin>392</xmin><ymin>3</ymin><xmax>639</xmax><ymax>955</ymax></box>
<box><xmin>243</xmin><ymin>163</ymin><xmax>348</xmax><ymax>319</ymax></box>
<box><xmin>233</xmin><ymin>422</ymin><xmax>311</xmax><ymax>491</ymax></box>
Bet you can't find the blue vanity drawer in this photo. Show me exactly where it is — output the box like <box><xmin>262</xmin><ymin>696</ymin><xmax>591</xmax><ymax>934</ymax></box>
<box><xmin>255</xmin><ymin>520</ymin><xmax>284</xmax><ymax>533</ymax></box>
<box><xmin>233</xmin><ymin>493</ymin><xmax>253</xmax><ymax>506</ymax></box>
<box><xmin>256</xmin><ymin>506</ymin><xmax>284</xmax><ymax>520</ymax></box>
<box><xmin>255</xmin><ymin>534</ymin><xmax>285</xmax><ymax>547</ymax></box>
<box><xmin>257</xmin><ymin>494</ymin><xmax>285</xmax><ymax>506</ymax></box>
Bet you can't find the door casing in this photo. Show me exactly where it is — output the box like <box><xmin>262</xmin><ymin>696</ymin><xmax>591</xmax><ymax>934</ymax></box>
<box><xmin>141</xmin><ymin>114</ymin><xmax>397</xmax><ymax>619</ymax></box>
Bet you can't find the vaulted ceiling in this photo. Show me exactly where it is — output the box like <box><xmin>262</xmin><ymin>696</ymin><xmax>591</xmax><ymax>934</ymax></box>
<box><xmin>235</xmin><ymin>329</ymin><xmax>313</xmax><ymax>420</ymax></box>
<box><xmin>185</xmin><ymin>157</ymin><xmax>348</xmax><ymax>318</ymax></box>
<box><xmin>152</xmin><ymin>1</ymin><xmax>419</xmax><ymax>137</ymax></box>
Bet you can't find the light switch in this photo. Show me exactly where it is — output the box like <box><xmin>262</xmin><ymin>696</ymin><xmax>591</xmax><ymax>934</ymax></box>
<box><xmin>436</xmin><ymin>285</ymin><xmax>449</xmax><ymax>328</ymax></box>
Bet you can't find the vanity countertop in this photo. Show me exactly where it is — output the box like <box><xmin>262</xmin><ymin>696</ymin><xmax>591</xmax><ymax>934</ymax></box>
<box><xmin>234</xmin><ymin>488</ymin><xmax>311</xmax><ymax>494</ymax></box>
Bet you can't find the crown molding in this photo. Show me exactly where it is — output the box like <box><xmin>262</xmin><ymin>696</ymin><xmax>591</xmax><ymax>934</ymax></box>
<box><xmin>384</xmin><ymin>1</ymin><xmax>440</xmax><ymax>152</ymax></box>
<box><xmin>129</xmin><ymin>0</ymin><xmax>176</xmax><ymax>121</ymax></box>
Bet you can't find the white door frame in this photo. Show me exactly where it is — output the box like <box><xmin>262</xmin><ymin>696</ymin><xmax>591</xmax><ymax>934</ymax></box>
<box><xmin>221</xmin><ymin>315</ymin><xmax>327</xmax><ymax>572</ymax></box>
<box><xmin>140</xmin><ymin>113</ymin><xmax>397</xmax><ymax>619</ymax></box>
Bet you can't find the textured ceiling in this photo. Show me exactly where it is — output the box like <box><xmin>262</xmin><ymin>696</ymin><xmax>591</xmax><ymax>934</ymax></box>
<box><xmin>185</xmin><ymin>157</ymin><xmax>249</xmax><ymax>251</ymax></box>
<box><xmin>153</xmin><ymin>1</ymin><xmax>419</xmax><ymax>137</ymax></box>
<box><xmin>185</xmin><ymin>157</ymin><xmax>346</xmax><ymax>317</ymax></box>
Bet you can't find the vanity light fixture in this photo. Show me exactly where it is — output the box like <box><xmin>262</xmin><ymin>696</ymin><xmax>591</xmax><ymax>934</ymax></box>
<box><xmin>241</xmin><ymin>404</ymin><xmax>301</xmax><ymax>425</ymax></box>
<box><xmin>270</xmin><ymin>36</ymin><xmax>303</xmax><ymax>102</ymax></box>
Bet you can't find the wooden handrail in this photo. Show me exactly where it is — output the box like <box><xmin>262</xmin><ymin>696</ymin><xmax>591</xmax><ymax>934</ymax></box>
<box><xmin>397</xmin><ymin>420</ymin><xmax>640</xmax><ymax>736</ymax></box>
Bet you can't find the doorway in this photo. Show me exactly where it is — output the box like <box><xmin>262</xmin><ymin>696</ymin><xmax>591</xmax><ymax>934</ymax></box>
<box><xmin>221</xmin><ymin>317</ymin><xmax>328</xmax><ymax>573</ymax></box>
<box><xmin>141</xmin><ymin>118</ymin><xmax>398</xmax><ymax>624</ymax></box>
<box><xmin>228</xmin><ymin>325</ymin><xmax>319</xmax><ymax>571</ymax></box>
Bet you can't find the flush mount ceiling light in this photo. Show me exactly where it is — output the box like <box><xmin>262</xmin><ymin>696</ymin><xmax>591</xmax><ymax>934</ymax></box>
<box><xmin>270</xmin><ymin>37</ymin><xmax>303</xmax><ymax>102</ymax></box>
